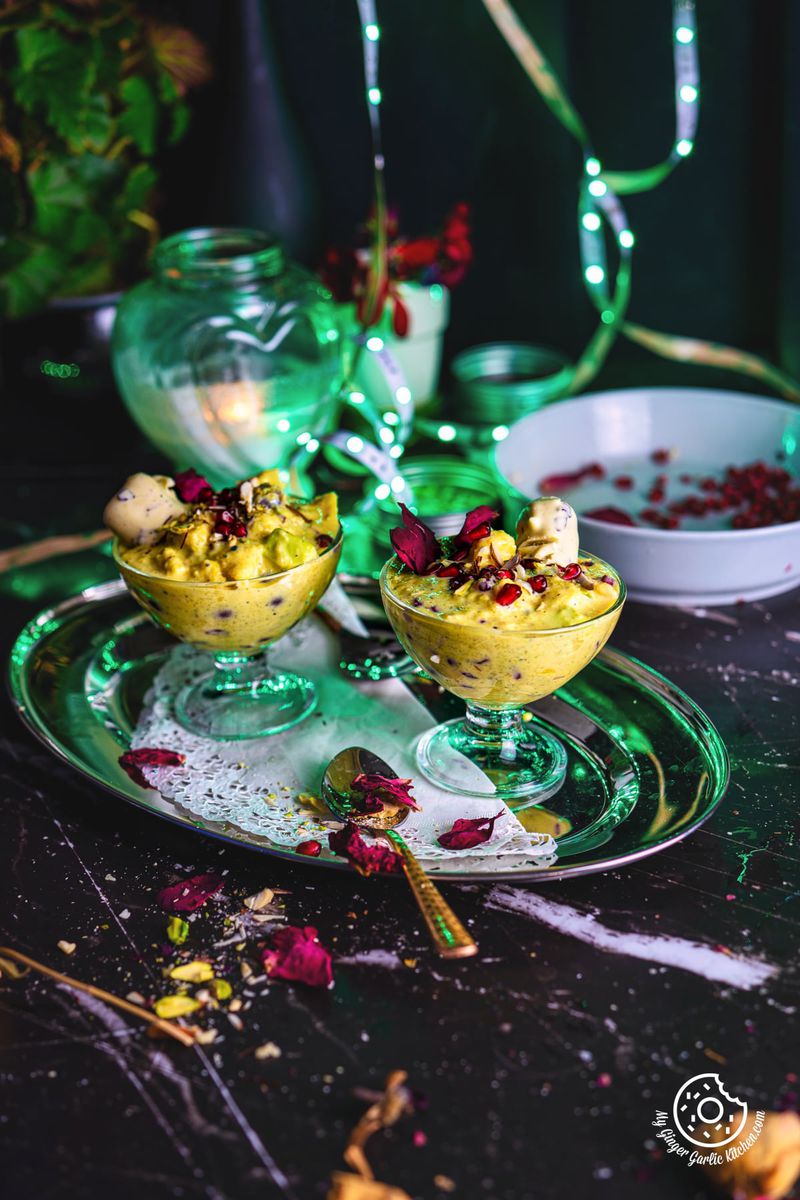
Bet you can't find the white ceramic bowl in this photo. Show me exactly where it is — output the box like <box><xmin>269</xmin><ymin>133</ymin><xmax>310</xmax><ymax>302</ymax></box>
<box><xmin>494</xmin><ymin>387</ymin><xmax>800</xmax><ymax>606</ymax></box>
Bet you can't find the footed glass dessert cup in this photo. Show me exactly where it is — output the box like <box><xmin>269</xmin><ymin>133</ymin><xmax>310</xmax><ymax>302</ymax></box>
<box><xmin>380</xmin><ymin>557</ymin><xmax>626</xmax><ymax>806</ymax></box>
<box><xmin>114</xmin><ymin>526</ymin><xmax>342</xmax><ymax>740</ymax></box>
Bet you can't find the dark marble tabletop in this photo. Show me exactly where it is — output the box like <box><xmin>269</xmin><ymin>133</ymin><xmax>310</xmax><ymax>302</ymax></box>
<box><xmin>2</xmin><ymin>479</ymin><xmax>799</xmax><ymax>1200</ymax></box>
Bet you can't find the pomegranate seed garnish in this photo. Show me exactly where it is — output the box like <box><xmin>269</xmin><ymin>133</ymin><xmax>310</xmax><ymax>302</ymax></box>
<box><xmin>640</xmin><ymin>508</ymin><xmax>662</xmax><ymax>524</ymax></box>
<box><xmin>296</xmin><ymin>840</ymin><xmax>322</xmax><ymax>857</ymax></box>
<box><xmin>539</xmin><ymin>462</ymin><xmax>605</xmax><ymax>492</ymax></box>
<box><xmin>436</xmin><ymin>564</ymin><xmax>461</xmax><ymax>577</ymax></box>
<box><xmin>585</xmin><ymin>506</ymin><xmax>637</xmax><ymax>526</ymax></box>
<box><xmin>613</xmin><ymin>475</ymin><xmax>634</xmax><ymax>490</ymax></box>
<box><xmin>700</xmin><ymin>478</ymin><xmax>717</xmax><ymax>492</ymax></box>
<box><xmin>651</xmin><ymin>448</ymin><xmax>672</xmax><ymax>464</ymax></box>
<box><xmin>495</xmin><ymin>582</ymin><xmax>522</xmax><ymax>606</ymax></box>
<box><xmin>530</xmin><ymin>574</ymin><xmax>548</xmax><ymax>593</ymax></box>
<box><xmin>316</xmin><ymin>534</ymin><xmax>333</xmax><ymax>548</ymax></box>
<box><xmin>558</xmin><ymin>563</ymin><xmax>581</xmax><ymax>580</ymax></box>
<box><xmin>449</xmin><ymin>574</ymin><xmax>468</xmax><ymax>591</ymax></box>
<box><xmin>496</xmin><ymin>568</ymin><xmax>514</xmax><ymax>579</ymax></box>
<box><xmin>460</xmin><ymin>522</ymin><xmax>490</xmax><ymax>543</ymax></box>
<box><xmin>647</xmin><ymin>486</ymin><xmax>665</xmax><ymax>504</ymax></box>
<box><xmin>679</xmin><ymin>473</ymin><xmax>693</xmax><ymax>484</ymax></box>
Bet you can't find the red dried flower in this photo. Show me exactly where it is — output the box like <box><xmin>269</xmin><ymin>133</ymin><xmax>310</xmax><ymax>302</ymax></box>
<box><xmin>174</xmin><ymin>469</ymin><xmax>214</xmax><ymax>504</ymax></box>
<box><xmin>456</xmin><ymin>505</ymin><xmax>499</xmax><ymax>544</ymax></box>
<box><xmin>390</xmin><ymin>503</ymin><xmax>440</xmax><ymax>574</ymax></box>
<box><xmin>119</xmin><ymin>747</ymin><xmax>186</xmax><ymax>788</ymax></box>
<box><xmin>328</xmin><ymin>824</ymin><xmax>403</xmax><ymax>876</ymax></box>
<box><xmin>157</xmin><ymin>872</ymin><xmax>223</xmax><ymax>913</ymax></box>
<box><xmin>352</xmin><ymin>773</ymin><xmax>420</xmax><ymax>812</ymax></box>
<box><xmin>437</xmin><ymin>812</ymin><xmax>504</xmax><ymax>850</ymax></box>
<box><xmin>262</xmin><ymin>926</ymin><xmax>333</xmax><ymax>989</ymax></box>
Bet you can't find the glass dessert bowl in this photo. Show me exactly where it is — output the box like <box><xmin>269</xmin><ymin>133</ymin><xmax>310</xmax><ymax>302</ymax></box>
<box><xmin>379</xmin><ymin>497</ymin><xmax>626</xmax><ymax>805</ymax></box>
<box><xmin>108</xmin><ymin>468</ymin><xmax>341</xmax><ymax>740</ymax></box>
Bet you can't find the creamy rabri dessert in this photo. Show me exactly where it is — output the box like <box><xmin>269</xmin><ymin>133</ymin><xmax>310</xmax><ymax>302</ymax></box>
<box><xmin>381</xmin><ymin>497</ymin><xmax>623</xmax><ymax>707</ymax></box>
<box><xmin>107</xmin><ymin>468</ymin><xmax>341</xmax><ymax>650</ymax></box>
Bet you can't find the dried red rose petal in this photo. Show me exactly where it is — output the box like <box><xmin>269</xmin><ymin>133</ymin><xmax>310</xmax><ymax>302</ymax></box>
<box><xmin>352</xmin><ymin>773</ymin><xmax>420</xmax><ymax>812</ymax></box>
<box><xmin>119</xmin><ymin>747</ymin><xmax>186</xmax><ymax>789</ymax></box>
<box><xmin>296</xmin><ymin>840</ymin><xmax>322</xmax><ymax>857</ymax></box>
<box><xmin>585</xmin><ymin>506</ymin><xmax>637</xmax><ymax>527</ymax></box>
<box><xmin>157</xmin><ymin>872</ymin><xmax>223</xmax><ymax>913</ymax></box>
<box><xmin>262</xmin><ymin>925</ymin><xmax>333</xmax><ymax>989</ymax></box>
<box><xmin>436</xmin><ymin>564</ymin><xmax>461</xmax><ymax>578</ymax></box>
<box><xmin>437</xmin><ymin>811</ymin><xmax>504</xmax><ymax>850</ymax></box>
<box><xmin>495</xmin><ymin>582</ymin><xmax>521</xmax><ymax>606</ymax></box>
<box><xmin>390</xmin><ymin>503</ymin><xmax>440</xmax><ymax>574</ymax></box>
<box><xmin>539</xmin><ymin>463</ymin><xmax>604</xmax><ymax>492</ymax></box>
<box><xmin>174</xmin><ymin>469</ymin><xmax>214</xmax><ymax>504</ymax></box>
<box><xmin>328</xmin><ymin>823</ymin><xmax>403</xmax><ymax>876</ymax></box>
<box><xmin>456</xmin><ymin>505</ymin><xmax>499</xmax><ymax>544</ymax></box>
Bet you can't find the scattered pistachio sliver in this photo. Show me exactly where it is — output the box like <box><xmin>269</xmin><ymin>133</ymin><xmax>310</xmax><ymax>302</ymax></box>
<box><xmin>166</xmin><ymin>916</ymin><xmax>190</xmax><ymax>946</ymax></box>
<box><xmin>169</xmin><ymin>960</ymin><xmax>214</xmax><ymax>983</ymax></box>
<box><xmin>244</xmin><ymin>888</ymin><xmax>274</xmax><ymax>912</ymax></box>
<box><xmin>154</xmin><ymin>994</ymin><xmax>201</xmax><ymax>1019</ymax></box>
<box><xmin>57</xmin><ymin>940</ymin><xmax>76</xmax><ymax>956</ymax></box>
<box><xmin>210</xmin><ymin>978</ymin><xmax>232</xmax><ymax>1001</ymax></box>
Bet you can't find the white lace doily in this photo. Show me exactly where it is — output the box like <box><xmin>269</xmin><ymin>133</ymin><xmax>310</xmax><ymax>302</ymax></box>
<box><xmin>131</xmin><ymin>588</ymin><xmax>557</xmax><ymax>869</ymax></box>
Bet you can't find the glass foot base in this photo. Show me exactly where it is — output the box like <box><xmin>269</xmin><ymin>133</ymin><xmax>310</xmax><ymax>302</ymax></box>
<box><xmin>175</xmin><ymin>670</ymin><xmax>316</xmax><ymax>741</ymax></box>
<box><xmin>416</xmin><ymin>716</ymin><xmax>568</xmax><ymax>807</ymax></box>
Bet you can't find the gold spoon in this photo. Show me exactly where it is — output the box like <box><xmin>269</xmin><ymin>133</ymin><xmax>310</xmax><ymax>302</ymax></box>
<box><xmin>322</xmin><ymin>747</ymin><xmax>478</xmax><ymax>959</ymax></box>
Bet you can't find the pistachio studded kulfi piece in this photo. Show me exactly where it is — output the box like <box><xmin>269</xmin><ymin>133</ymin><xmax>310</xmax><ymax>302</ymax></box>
<box><xmin>104</xmin><ymin>473</ymin><xmax>187</xmax><ymax>546</ymax></box>
<box><xmin>110</xmin><ymin>468</ymin><xmax>342</xmax><ymax>651</ymax></box>
<box><xmin>515</xmin><ymin>496</ymin><xmax>578</xmax><ymax>566</ymax></box>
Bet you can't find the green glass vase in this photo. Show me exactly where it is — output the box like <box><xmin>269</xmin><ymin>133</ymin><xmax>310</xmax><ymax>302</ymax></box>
<box><xmin>112</xmin><ymin>227</ymin><xmax>341</xmax><ymax>488</ymax></box>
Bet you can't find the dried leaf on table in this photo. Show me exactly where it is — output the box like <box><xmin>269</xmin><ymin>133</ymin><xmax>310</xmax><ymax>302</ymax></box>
<box><xmin>344</xmin><ymin>1070</ymin><xmax>414</xmax><ymax>1181</ymax></box>
<box><xmin>328</xmin><ymin>1173</ymin><xmax>411</xmax><ymax>1200</ymax></box>
<box><xmin>699</xmin><ymin>1111</ymin><xmax>800</xmax><ymax>1199</ymax></box>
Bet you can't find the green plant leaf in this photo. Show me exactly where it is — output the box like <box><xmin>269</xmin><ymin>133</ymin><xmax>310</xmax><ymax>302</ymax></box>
<box><xmin>28</xmin><ymin>155</ymin><xmax>119</xmax><ymax>242</ymax></box>
<box><xmin>118</xmin><ymin>76</ymin><xmax>158</xmax><ymax>156</ymax></box>
<box><xmin>0</xmin><ymin>237</ymin><xmax>68</xmax><ymax>318</ymax></box>
<box><xmin>12</xmin><ymin>27</ymin><xmax>95</xmax><ymax>144</ymax></box>
<box><xmin>115</xmin><ymin>161</ymin><xmax>157</xmax><ymax>214</ymax></box>
<box><xmin>73</xmin><ymin>93</ymin><xmax>113</xmax><ymax>154</ymax></box>
<box><xmin>168</xmin><ymin>100</ymin><xmax>190</xmax><ymax>146</ymax></box>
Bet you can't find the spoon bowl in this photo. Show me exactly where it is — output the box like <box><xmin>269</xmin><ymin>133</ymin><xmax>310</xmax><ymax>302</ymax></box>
<box><xmin>322</xmin><ymin>747</ymin><xmax>478</xmax><ymax>959</ymax></box>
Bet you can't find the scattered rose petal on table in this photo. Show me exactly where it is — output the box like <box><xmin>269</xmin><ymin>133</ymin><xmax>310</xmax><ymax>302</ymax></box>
<box><xmin>329</xmin><ymin>824</ymin><xmax>403</xmax><ymax>876</ymax></box>
<box><xmin>352</xmin><ymin>773</ymin><xmax>420</xmax><ymax>813</ymax></box>
<box><xmin>389</xmin><ymin>503</ymin><xmax>439</xmax><ymax>573</ymax></box>
<box><xmin>262</xmin><ymin>925</ymin><xmax>333</xmax><ymax>989</ymax></box>
<box><xmin>118</xmin><ymin>747</ymin><xmax>186</xmax><ymax>789</ymax></box>
<box><xmin>157</xmin><ymin>872</ymin><xmax>223</xmax><ymax>914</ymax></box>
<box><xmin>437</xmin><ymin>812</ymin><xmax>504</xmax><ymax>850</ymax></box>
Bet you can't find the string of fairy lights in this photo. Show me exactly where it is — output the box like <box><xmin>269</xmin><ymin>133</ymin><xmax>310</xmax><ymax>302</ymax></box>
<box><xmin>335</xmin><ymin>0</ymin><xmax>799</xmax><ymax>475</ymax></box>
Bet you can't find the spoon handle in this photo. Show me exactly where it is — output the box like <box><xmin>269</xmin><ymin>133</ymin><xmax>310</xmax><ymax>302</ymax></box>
<box><xmin>386</xmin><ymin>831</ymin><xmax>478</xmax><ymax>959</ymax></box>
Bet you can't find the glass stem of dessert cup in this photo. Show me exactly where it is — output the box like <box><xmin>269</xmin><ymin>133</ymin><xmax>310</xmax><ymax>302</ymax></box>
<box><xmin>416</xmin><ymin>700</ymin><xmax>568</xmax><ymax>808</ymax></box>
<box><xmin>174</xmin><ymin>648</ymin><xmax>316</xmax><ymax>741</ymax></box>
